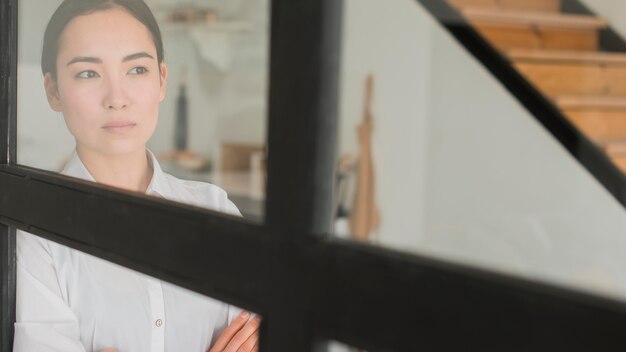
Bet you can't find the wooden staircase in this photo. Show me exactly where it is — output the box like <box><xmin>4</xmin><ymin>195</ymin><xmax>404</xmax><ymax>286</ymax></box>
<box><xmin>449</xmin><ymin>0</ymin><xmax>626</xmax><ymax>173</ymax></box>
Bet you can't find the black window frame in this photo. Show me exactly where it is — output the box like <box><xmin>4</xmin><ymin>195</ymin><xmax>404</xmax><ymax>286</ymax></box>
<box><xmin>4</xmin><ymin>0</ymin><xmax>626</xmax><ymax>351</ymax></box>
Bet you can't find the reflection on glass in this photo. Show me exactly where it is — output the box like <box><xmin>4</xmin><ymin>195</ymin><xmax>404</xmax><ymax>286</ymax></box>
<box><xmin>15</xmin><ymin>231</ymin><xmax>261</xmax><ymax>351</ymax></box>
<box><xmin>334</xmin><ymin>0</ymin><xmax>626</xmax><ymax>303</ymax></box>
<box><xmin>327</xmin><ymin>340</ymin><xmax>369</xmax><ymax>352</ymax></box>
<box><xmin>17</xmin><ymin>0</ymin><xmax>268</xmax><ymax>221</ymax></box>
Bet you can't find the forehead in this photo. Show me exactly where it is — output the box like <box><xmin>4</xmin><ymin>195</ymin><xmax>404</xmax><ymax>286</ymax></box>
<box><xmin>57</xmin><ymin>7</ymin><xmax>156</xmax><ymax>59</ymax></box>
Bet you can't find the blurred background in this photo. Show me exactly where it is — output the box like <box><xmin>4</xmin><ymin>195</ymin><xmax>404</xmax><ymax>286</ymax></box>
<box><xmin>18</xmin><ymin>0</ymin><xmax>269</xmax><ymax>220</ymax></box>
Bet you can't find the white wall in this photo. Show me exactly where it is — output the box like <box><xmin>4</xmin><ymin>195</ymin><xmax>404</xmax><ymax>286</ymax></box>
<box><xmin>581</xmin><ymin>0</ymin><xmax>626</xmax><ymax>41</ymax></box>
<box><xmin>338</xmin><ymin>0</ymin><xmax>433</xmax><ymax>246</ymax></box>
<box><xmin>421</xmin><ymin>24</ymin><xmax>626</xmax><ymax>298</ymax></box>
<box><xmin>17</xmin><ymin>0</ymin><xmax>72</xmax><ymax>171</ymax></box>
<box><xmin>339</xmin><ymin>0</ymin><xmax>626</xmax><ymax>301</ymax></box>
<box><xmin>150</xmin><ymin>0</ymin><xmax>269</xmax><ymax>162</ymax></box>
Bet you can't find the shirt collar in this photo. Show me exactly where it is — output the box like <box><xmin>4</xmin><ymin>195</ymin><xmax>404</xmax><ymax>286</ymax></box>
<box><xmin>144</xmin><ymin>150</ymin><xmax>173</xmax><ymax>198</ymax></box>
<box><xmin>61</xmin><ymin>149</ymin><xmax>172</xmax><ymax>198</ymax></box>
<box><xmin>61</xmin><ymin>152</ymin><xmax>96</xmax><ymax>182</ymax></box>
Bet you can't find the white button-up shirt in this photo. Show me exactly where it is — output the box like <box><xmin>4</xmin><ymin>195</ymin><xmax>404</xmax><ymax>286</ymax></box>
<box><xmin>14</xmin><ymin>151</ymin><xmax>242</xmax><ymax>352</ymax></box>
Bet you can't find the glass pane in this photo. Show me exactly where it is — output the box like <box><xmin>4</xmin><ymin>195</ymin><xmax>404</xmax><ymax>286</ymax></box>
<box><xmin>15</xmin><ymin>230</ymin><xmax>263</xmax><ymax>351</ymax></box>
<box><xmin>17</xmin><ymin>0</ymin><xmax>268</xmax><ymax>222</ymax></box>
<box><xmin>334</xmin><ymin>0</ymin><xmax>626</xmax><ymax>302</ymax></box>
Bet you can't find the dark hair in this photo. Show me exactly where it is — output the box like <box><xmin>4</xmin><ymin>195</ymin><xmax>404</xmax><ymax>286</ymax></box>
<box><xmin>41</xmin><ymin>0</ymin><xmax>164</xmax><ymax>78</ymax></box>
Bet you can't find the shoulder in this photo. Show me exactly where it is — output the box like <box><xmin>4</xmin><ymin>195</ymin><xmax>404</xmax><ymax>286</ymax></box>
<box><xmin>16</xmin><ymin>230</ymin><xmax>76</xmax><ymax>274</ymax></box>
<box><xmin>162</xmin><ymin>173</ymin><xmax>241</xmax><ymax>216</ymax></box>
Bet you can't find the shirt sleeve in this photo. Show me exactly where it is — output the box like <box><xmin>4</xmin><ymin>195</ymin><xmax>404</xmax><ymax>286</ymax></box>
<box><xmin>14</xmin><ymin>231</ymin><xmax>86</xmax><ymax>352</ymax></box>
<box><xmin>226</xmin><ymin>305</ymin><xmax>244</xmax><ymax>325</ymax></box>
<box><xmin>223</xmin><ymin>197</ymin><xmax>242</xmax><ymax>217</ymax></box>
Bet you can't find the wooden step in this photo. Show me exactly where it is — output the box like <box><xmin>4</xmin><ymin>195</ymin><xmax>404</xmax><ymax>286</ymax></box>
<box><xmin>463</xmin><ymin>8</ymin><xmax>607</xmax><ymax>28</ymax></box>
<box><xmin>610</xmin><ymin>154</ymin><xmax>626</xmax><ymax>173</ymax></box>
<box><xmin>556</xmin><ymin>96</ymin><xmax>626</xmax><ymax>140</ymax></box>
<box><xmin>556</xmin><ymin>95</ymin><xmax>626</xmax><ymax>110</ymax></box>
<box><xmin>510</xmin><ymin>49</ymin><xmax>626</xmax><ymax>65</ymax></box>
<box><xmin>565</xmin><ymin>110</ymin><xmax>626</xmax><ymax>140</ymax></box>
<box><xmin>594</xmin><ymin>141</ymin><xmax>626</xmax><ymax>172</ymax></box>
<box><xmin>597</xmin><ymin>141</ymin><xmax>626</xmax><ymax>173</ymax></box>
<box><xmin>448</xmin><ymin>0</ymin><xmax>560</xmax><ymax>13</ymax></box>
<box><xmin>461</xmin><ymin>8</ymin><xmax>607</xmax><ymax>51</ymax></box>
<box><xmin>510</xmin><ymin>50</ymin><xmax>626</xmax><ymax>96</ymax></box>
<box><xmin>600</xmin><ymin>140</ymin><xmax>626</xmax><ymax>156</ymax></box>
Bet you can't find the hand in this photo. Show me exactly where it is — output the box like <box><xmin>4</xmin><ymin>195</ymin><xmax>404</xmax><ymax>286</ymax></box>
<box><xmin>208</xmin><ymin>311</ymin><xmax>260</xmax><ymax>352</ymax></box>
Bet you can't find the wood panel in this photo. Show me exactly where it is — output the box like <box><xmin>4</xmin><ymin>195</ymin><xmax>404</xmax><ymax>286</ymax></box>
<box><xmin>474</xmin><ymin>23</ymin><xmax>599</xmax><ymax>51</ymax></box>
<box><xmin>514</xmin><ymin>62</ymin><xmax>626</xmax><ymax>96</ymax></box>
<box><xmin>448</xmin><ymin>0</ymin><xmax>560</xmax><ymax>12</ymax></box>
<box><xmin>563</xmin><ymin>109</ymin><xmax>626</xmax><ymax>140</ymax></box>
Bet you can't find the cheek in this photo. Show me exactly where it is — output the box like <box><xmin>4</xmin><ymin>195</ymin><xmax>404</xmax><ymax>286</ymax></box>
<box><xmin>57</xmin><ymin>84</ymin><xmax>101</xmax><ymax>136</ymax></box>
<box><xmin>131</xmin><ymin>80</ymin><xmax>161</xmax><ymax>140</ymax></box>
<box><xmin>57</xmin><ymin>80</ymin><xmax>100</xmax><ymax>114</ymax></box>
<box><xmin>134</xmin><ymin>81</ymin><xmax>163</xmax><ymax>117</ymax></box>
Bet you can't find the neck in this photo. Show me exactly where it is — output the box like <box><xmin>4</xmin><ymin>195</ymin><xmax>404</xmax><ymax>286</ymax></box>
<box><xmin>76</xmin><ymin>147</ymin><xmax>153</xmax><ymax>193</ymax></box>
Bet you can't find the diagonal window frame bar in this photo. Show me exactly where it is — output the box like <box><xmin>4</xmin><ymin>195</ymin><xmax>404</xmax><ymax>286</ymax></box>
<box><xmin>3</xmin><ymin>0</ymin><xmax>626</xmax><ymax>351</ymax></box>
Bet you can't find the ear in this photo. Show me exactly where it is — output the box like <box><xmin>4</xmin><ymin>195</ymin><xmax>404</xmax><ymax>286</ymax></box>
<box><xmin>44</xmin><ymin>73</ymin><xmax>63</xmax><ymax>112</ymax></box>
<box><xmin>158</xmin><ymin>63</ymin><xmax>168</xmax><ymax>102</ymax></box>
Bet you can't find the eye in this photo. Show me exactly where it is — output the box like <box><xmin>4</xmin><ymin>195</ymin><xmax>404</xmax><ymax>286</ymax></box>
<box><xmin>76</xmin><ymin>70</ymin><xmax>99</xmax><ymax>79</ymax></box>
<box><xmin>128</xmin><ymin>66</ymin><xmax>148</xmax><ymax>75</ymax></box>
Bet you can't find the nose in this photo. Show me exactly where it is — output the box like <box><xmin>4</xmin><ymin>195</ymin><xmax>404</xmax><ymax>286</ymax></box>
<box><xmin>103</xmin><ymin>76</ymin><xmax>130</xmax><ymax>110</ymax></box>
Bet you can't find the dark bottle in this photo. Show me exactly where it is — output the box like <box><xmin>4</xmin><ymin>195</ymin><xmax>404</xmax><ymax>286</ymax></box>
<box><xmin>175</xmin><ymin>67</ymin><xmax>188</xmax><ymax>151</ymax></box>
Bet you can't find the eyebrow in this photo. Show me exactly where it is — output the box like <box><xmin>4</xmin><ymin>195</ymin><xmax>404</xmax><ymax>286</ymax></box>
<box><xmin>66</xmin><ymin>52</ymin><xmax>155</xmax><ymax>66</ymax></box>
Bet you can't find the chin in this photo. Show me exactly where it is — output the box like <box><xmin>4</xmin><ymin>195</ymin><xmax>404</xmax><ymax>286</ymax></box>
<box><xmin>95</xmin><ymin>141</ymin><xmax>148</xmax><ymax>157</ymax></box>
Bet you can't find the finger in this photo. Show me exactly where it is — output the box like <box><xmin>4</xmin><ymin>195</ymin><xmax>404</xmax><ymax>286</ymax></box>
<box><xmin>224</xmin><ymin>317</ymin><xmax>261</xmax><ymax>352</ymax></box>
<box><xmin>251</xmin><ymin>341</ymin><xmax>259</xmax><ymax>352</ymax></box>
<box><xmin>236</xmin><ymin>328</ymin><xmax>259</xmax><ymax>352</ymax></box>
<box><xmin>226</xmin><ymin>318</ymin><xmax>260</xmax><ymax>352</ymax></box>
<box><xmin>210</xmin><ymin>311</ymin><xmax>251</xmax><ymax>352</ymax></box>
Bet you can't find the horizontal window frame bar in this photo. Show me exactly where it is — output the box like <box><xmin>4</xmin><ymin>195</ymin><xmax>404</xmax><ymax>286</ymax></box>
<box><xmin>5</xmin><ymin>165</ymin><xmax>626</xmax><ymax>350</ymax></box>
<box><xmin>310</xmin><ymin>238</ymin><xmax>626</xmax><ymax>351</ymax></box>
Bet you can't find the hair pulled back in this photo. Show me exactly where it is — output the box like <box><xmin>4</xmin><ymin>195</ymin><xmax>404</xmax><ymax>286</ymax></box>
<box><xmin>42</xmin><ymin>0</ymin><xmax>164</xmax><ymax>79</ymax></box>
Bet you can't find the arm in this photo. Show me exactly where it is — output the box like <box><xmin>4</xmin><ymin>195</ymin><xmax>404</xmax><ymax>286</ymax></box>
<box><xmin>14</xmin><ymin>231</ymin><xmax>87</xmax><ymax>352</ymax></box>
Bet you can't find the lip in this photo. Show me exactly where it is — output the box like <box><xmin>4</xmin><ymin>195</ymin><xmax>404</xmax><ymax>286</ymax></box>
<box><xmin>102</xmin><ymin>121</ymin><xmax>136</xmax><ymax>133</ymax></box>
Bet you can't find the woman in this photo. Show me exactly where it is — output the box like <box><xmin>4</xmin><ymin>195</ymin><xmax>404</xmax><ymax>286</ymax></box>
<box><xmin>14</xmin><ymin>0</ymin><xmax>260</xmax><ymax>351</ymax></box>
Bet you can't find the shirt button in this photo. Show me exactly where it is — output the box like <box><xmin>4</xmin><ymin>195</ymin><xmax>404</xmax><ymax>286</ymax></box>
<box><xmin>155</xmin><ymin>319</ymin><xmax>163</xmax><ymax>327</ymax></box>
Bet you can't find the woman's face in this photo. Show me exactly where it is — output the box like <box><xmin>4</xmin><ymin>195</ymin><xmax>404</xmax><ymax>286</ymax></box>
<box><xmin>44</xmin><ymin>7</ymin><xmax>167</xmax><ymax>157</ymax></box>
